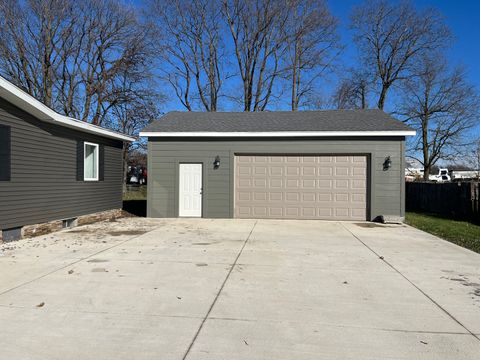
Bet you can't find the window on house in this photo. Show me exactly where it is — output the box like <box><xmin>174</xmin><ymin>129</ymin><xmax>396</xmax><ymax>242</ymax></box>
<box><xmin>84</xmin><ymin>142</ymin><xmax>99</xmax><ymax>181</ymax></box>
<box><xmin>0</xmin><ymin>124</ymin><xmax>11</xmax><ymax>181</ymax></box>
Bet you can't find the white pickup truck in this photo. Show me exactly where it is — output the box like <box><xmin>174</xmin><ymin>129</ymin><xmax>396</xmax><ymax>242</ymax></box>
<box><xmin>429</xmin><ymin>168</ymin><xmax>451</xmax><ymax>182</ymax></box>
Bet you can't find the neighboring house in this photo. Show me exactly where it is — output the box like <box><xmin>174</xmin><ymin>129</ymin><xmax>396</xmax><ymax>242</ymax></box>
<box><xmin>140</xmin><ymin>111</ymin><xmax>415</xmax><ymax>221</ymax></box>
<box><xmin>0</xmin><ymin>76</ymin><xmax>135</xmax><ymax>241</ymax></box>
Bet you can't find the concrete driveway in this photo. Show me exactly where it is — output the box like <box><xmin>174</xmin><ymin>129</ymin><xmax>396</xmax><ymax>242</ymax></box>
<box><xmin>0</xmin><ymin>218</ymin><xmax>479</xmax><ymax>359</ymax></box>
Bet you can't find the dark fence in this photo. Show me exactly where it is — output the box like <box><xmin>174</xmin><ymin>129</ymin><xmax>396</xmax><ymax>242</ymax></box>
<box><xmin>406</xmin><ymin>181</ymin><xmax>480</xmax><ymax>222</ymax></box>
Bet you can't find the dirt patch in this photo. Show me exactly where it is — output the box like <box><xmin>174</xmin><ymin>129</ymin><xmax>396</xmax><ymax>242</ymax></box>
<box><xmin>193</xmin><ymin>242</ymin><xmax>213</xmax><ymax>246</ymax></box>
<box><xmin>87</xmin><ymin>259</ymin><xmax>109</xmax><ymax>263</ymax></box>
<box><xmin>0</xmin><ymin>217</ymin><xmax>162</xmax><ymax>257</ymax></box>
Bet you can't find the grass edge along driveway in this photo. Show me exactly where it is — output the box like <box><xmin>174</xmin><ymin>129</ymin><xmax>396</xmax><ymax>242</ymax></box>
<box><xmin>405</xmin><ymin>212</ymin><xmax>480</xmax><ymax>254</ymax></box>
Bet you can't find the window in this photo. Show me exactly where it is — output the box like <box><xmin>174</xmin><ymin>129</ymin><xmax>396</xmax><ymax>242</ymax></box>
<box><xmin>84</xmin><ymin>142</ymin><xmax>99</xmax><ymax>181</ymax></box>
<box><xmin>0</xmin><ymin>124</ymin><xmax>11</xmax><ymax>181</ymax></box>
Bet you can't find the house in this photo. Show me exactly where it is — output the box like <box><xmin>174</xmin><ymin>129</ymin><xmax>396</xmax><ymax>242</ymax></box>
<box><xmin>140</xmin><ymin>110</ymin><xmax>415</xmax><ymax>222</ymax></box>
<box><xmin>0</xmin><ymin>76</ymin><xmax>135</xmax><ymax>241</ymax></box>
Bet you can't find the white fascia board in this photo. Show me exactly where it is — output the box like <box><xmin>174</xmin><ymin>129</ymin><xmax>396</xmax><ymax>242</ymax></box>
<box><xmin>0</xmin><ymin>76</ymin><xmax>135</xmax><ymax>142</ymax></box>
<box><xmin>139</xmin><ymin>130</ymin><xmax>416</xmax><ymax>137</ymax></box>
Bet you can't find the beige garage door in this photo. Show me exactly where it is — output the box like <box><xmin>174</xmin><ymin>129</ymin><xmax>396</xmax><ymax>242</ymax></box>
<box><xmin>234</xmin><ymin>155</ymin><xmax>367</xmax><ymax>220</ymax></box>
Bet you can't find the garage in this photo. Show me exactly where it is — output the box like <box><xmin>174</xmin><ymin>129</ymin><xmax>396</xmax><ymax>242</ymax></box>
<box><xmin>235</xmin><ymin>155</ymin><xmax>367</xmax><ymax>220</ymax></box>
<box><xmin>140</xmin><ymin>110</ymin><xmax>415</xmax><ymax>221</ymax></box>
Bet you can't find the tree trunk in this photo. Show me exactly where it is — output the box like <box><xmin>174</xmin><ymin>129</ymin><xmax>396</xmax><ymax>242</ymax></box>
<box><xmin>423</xmin><ymin>166</ymin><xmax>430</xmax><ymax>181</ymax></box>
<box><xmin>291</xmin><ymin>65</ymin><xmax>297</xmax><ymax>111</ymax></box>
<box><xmin>361</xmin><ymin>84</ymin><xmax>366</xmax><ymax>109</ymax></box>
<box><xmin>422</xmin><ymin>117</ymin><xmax>429</xmax><ymax>181</ymax></box>
<box><xmin>377</xmin><ymin>84</ymin><xmax>388</xmax><ymax>110</ymax></box>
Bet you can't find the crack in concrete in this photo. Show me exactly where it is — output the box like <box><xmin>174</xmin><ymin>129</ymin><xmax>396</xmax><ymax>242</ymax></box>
<box><xmin>182</xmin><ymin>220</ymin><xmax>258</xmax><ymax>360</ymax></box>
<box><xmin>340</xmin><ymin>222</ymin><xmax>480</xmax><ymax>342</ymax></box>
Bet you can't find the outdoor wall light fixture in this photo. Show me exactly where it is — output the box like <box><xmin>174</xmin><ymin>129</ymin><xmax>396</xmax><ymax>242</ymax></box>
<box><xmin>383</xmin><ymin>156</ymin><xmax>392</xmax><ymax>171</ymax></box>
<box><xmin>213</xmin><ymin>155</ymin><xmax>220</xmax><ymax>169</ymax></box>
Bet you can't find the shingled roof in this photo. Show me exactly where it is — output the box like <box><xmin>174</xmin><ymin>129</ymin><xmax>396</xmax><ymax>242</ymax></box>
<box><xmin>140</xmin><ymin>109</ymin><xmax>414</xmax><ymax>137</ymax></box>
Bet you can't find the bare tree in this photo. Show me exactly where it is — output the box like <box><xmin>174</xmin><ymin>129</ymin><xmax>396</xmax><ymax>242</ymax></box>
<box><xmin>0</xmin><ymin>0</ymin><xmax>72</xmax><ymax>107</ymax></box>
<box><xmin>400</xmin><ymin>55</ymin><xmax>479</xmax><ymax>180</ymax></box>
<box><xmin>150</xmin><ymin>0</ymin><xmax>223</xmax><ymax>111</ymax></box>
<box><xmin>284</xmin><ymin>0</ymin><xmax>340</xmax><ymax>111</ymax></box>
<box><xmin>0</xmin><ymin>0</ymin><xmax>154</xmax><ymax>128</ymax></box>
<box><xmin>331</xmin><ymin>70</ymin><xmax>371</xmax><ymax>109</ymax></box>
<box><xmin>222</xmin><ymin>0</ymin><xmax>289</xmax><ymax>111</ymax></box>
<box><xmin>350</xmin><ymin>0</ymin><xmax>451</xmax><ymax>110</ymax></box>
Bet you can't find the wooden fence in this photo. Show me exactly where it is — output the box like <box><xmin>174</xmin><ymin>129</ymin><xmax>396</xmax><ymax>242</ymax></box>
<box><xmin>406</xmin><ymin>181</ymin><xmax>480</xmax><ymax>222</ymax></box>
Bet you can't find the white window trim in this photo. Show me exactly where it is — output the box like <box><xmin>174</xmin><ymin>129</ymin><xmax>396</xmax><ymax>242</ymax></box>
<box><xmin>84</xmin><ymin>142</ymin><xmax>99</xmax><ymax>181</ymax></box>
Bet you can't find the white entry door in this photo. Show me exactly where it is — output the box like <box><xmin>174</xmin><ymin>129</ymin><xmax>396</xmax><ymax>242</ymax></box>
<box><xmin>179</xmin><ymin>163</ymin><xmax>203</xmax><ymax>217</ymax></box>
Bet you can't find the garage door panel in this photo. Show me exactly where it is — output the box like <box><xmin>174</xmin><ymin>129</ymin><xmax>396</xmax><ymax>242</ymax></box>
<box><xmin>352</xmin><ymin>193</ymin><xmax>366</xmax><ymax>202</ymax></box>
<box><xmin>254</xmin><ymin>156</ymin><xmax>268</xmax><ymax>163</ymax></box>
<box><xmin>352</xmin><ymin>208</ymin><xmax>366</xmax><ymax>216</ymax></box>
<box><xmin>238</xmin><ymin>178</ymin><xmax>252</xmax><ymax>187</ymax></box>
<box><xmin>237</xmin><ymin>192</ymin><xmax>251</xmax><ymax>201</ymax></box>
<box><xmin>253</xmin><ymin>192</ymin><xmax>267</xmax><ymax>201</ymax></box>
<box><xmin>254</xmin><ymin>166</ymin><xmax>267</xmax><ymax>175</ymax></box>
<box><xmin>318</xmin><ymin>179</ymin><xmax>332</xmax><ymax>189</ymax></box>
<box><xmin>318</xmin><ymin>167</ymin><xmax>333</xmax><ymax>176</ymax></box>
<box><xmin>237</xmin><ymin>156</ymin><xmax>252</xmax><ymax>163</ymax></box>
<box><xmin>335</xmin><ymin>167</ymin><xmax>349</xmax><ymax>176</ymax></box>
<box><xmin>302</xmin><ymin>179</ymin><xmax>316</xmax><ymax>189</ymax></box>
<box><xmin>253</xmin><ymin>207</ymin><xmax>267</xmax><ymax>216</ymax></box>
<box><xmin>270</xmin><ymin>166</ymin><xmax>283</xmax><ymax>176</ymax></box>
<box><xmin>285</xmin><ymin>192</ymin><xmax>300</xmax><ymax>202</ymax></box>
<box><xmin>238</xmin><ymin>166</ymin><xmax>251</xmax><ymax>175</ymax></box>
<box><xmin>352</xmin><ymin>179</ymin><xmax>366</xmax><ymax>189</ymax></box>
<box><xmin>302</xmin><ymin>207</ymin><xmax>316</xmax><ymax>217</ymax></box>
<box><xmin>254</xmin><ymin>179</ymin><xmax>267</xmax><ymax>188</ymax></box>
<box><xmin>269</xmin><ymin>179</ymin><xmax>283</xmax><ymax>188</ymax></box>
<box><xmin>353</xmin><ymin>156</ymin><xmax>366</xmax><ymax>163</ymax></box>
<box><xmin>235</xmin><ymin>155</ymin><xmax>367</xmax><ymax>220</ymax></box>
<box><xmin>269</xmin><ymin>192</ymin><xmax>282</xmax><ymax>201</ymax></box>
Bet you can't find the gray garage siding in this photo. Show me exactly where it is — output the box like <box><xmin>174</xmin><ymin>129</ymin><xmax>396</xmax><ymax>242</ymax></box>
<box><xmin>147</xmin><ymin>137</ymin><xmax>405</xmax><ymax>221</ymax></box>
<box><xmin>0</xmin><ymin>98</ymin><xmax>124</xmax><ymax>230</ymax></box>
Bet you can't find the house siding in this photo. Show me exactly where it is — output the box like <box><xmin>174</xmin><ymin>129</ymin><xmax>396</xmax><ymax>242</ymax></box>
<box><xmin>0</xmin><ymin>98</ymin><xmax>124</xmax><ymax>230</ymax></box>
<box><xmin>147</xmin><ymin>137</ymin><xmax>405</xmax><ymax>221</ymax></box>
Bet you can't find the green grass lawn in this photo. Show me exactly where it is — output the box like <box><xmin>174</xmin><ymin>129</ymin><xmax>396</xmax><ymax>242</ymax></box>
<box><xmin>123</xmin><ymin>186</ymin><xmax>147</xmax><ymax>201</ymax></box>
<box><xmin>405</xmin><ymin>212</ymin><xmax>480</xmax><ymax>254</ymax></box>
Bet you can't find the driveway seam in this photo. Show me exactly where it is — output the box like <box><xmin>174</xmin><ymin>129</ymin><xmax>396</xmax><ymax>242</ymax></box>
<box><xmin>182</xmin><ymin>220</ymin><xmax>258</xmax><ymax>360</ymax></box>
<box><xmin>207</xmin><ymin>316</ymin><xmax>472</xmax><ymax>335</ymax></box>
<box><xmin>0</xmin><ymin>226</ymin><xmax>161</xmax><ymax>298</ymax></box>
<box><xmin>340</xmin><ymin>223</ymin><xmax>480</xmax><ymax>342</ymax></box>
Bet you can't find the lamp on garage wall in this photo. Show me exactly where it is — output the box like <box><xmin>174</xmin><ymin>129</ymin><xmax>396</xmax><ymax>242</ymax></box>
<box><xmin>383</xmin><ymin>156</ymin><xmax>392</xmax><ymax>171</ymax></box>
<box><xmin>213</xmin><ymin>155</ymin><xmax>220</xmax><ymax>169</ymax></box>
